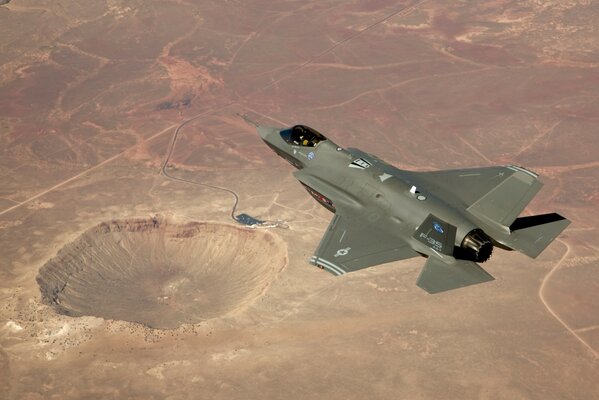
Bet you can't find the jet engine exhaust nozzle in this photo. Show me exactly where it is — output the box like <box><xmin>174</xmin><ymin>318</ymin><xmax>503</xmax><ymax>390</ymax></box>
<box><xmin>460</xmin><ymin>229</ymin><xmax>493</xmax><ymax>263</ymax></box>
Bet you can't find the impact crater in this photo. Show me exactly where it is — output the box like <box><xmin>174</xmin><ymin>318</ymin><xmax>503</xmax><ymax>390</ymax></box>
<box><xmin>37</xmin><ymin>218</ymin><xmax>287</xmax><ymax>329</ymax></box>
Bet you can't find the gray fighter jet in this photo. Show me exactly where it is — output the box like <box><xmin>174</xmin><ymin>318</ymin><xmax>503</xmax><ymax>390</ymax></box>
<box><xmin>257</xmin><ymin>124</ymin><xmax>570</xmax><ymax>293</ymax></box>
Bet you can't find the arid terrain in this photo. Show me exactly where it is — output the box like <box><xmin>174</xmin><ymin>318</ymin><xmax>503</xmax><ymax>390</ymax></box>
<box><xmin>1</xmin><ymin>0</ymin><xmax>598</xmax><ymax>399</ymax></box>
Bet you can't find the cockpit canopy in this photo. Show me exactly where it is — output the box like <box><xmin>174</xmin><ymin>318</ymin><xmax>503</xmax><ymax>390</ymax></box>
<box><xmin>280</xmin><ymin>125</ymin><xmax>327</xmax><ymax>147</ymax></box>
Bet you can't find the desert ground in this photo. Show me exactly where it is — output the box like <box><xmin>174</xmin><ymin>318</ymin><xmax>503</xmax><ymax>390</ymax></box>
<box><xmin>1</xmin><ymin>0</ymin><xmax>598</xmax><ymax>399</ymax></box>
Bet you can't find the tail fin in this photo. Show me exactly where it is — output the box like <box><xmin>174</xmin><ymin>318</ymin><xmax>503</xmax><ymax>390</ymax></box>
<box><xmin>503</xmin><ymin>213</ymin><xmax>570</xmax><ymax>258</ymax></box>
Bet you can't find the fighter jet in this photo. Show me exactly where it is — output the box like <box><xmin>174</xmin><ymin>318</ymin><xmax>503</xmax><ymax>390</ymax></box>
<box><xmin>257</xmin><ymin>124</ymin><xmax>570</xmax><ymax>293</ymax></box>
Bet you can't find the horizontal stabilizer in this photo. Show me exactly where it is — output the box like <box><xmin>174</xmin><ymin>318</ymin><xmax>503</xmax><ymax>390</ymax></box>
<box><xmin>504</xmin><ymin>213</ymin><xmax>570</xmax><ymax>258</ymax></box>
<box><xmin>416</xmin><ymin>257</ymin><xmax>494</xmax><ymax>294</ymax></box>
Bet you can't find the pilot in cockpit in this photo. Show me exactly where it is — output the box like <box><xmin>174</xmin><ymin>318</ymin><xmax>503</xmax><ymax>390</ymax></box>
<box><xmin>286</xmin><ymin>125</ymin><xmax>326</xmax><ymax>147</ymax></box>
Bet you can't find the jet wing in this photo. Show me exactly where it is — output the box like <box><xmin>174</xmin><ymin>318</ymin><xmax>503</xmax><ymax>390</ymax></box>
<box><xmin>310</xmin><ymin>212</ymin><xmax>419</xmax><ymax>276</ymax></box>
<box><xmin>411</xmin><ymin>165</ymin><xmax>542</xmax><ymax>227</ymax></box>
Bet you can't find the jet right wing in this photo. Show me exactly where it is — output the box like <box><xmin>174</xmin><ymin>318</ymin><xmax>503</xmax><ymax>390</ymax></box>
<box><xmin>293</xmin><ymin>168</ymin><xmax>419</xmax><ymax>276</ymax></box>
<box><xmin>310</xmin><ymin>212</ymin><xmax>419</xmax><ymax>276</ymax></box>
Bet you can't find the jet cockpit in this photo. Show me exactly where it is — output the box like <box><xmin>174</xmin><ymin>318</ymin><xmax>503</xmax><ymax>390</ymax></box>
<box><xmin>280</xmin><ymin>125</ymin><xmax>327</xmax><ymax>147</ymax></box>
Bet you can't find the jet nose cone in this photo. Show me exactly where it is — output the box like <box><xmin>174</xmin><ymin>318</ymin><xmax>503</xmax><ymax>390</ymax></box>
<box><xmin>257</xmin><ymin>126</ymin><xmax>271</xmax><ymax>140</ymax></box>
<box><xmin>257</xmin><ymin>126</ymin><xmax>277</xmax><ymax>140</ymax></box>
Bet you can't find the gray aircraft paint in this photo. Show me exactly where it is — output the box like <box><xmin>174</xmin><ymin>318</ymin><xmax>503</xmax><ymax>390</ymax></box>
<box><xmin>257</xmin><ymin>125</ymin><xmax>570</xmax><ymax>293</ymax></box>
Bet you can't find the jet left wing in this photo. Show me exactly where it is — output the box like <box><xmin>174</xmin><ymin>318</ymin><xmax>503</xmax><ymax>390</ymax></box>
<box><xmin>310</xmin><ymin>212</ymin><xmax>419</xmax><ymax>276</ymax></box>
<box><xmin>409</xmin><ymin>165</ymin><xmax>542</xmax><ymax>227</ymax></box>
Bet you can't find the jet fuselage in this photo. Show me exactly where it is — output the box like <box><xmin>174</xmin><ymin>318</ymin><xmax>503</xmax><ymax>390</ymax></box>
<box><xmin>259</xmin><ymin>125</ymin><xmax>481</xmax><ymax>262</ymax></box>
<box><xmin>256</xmin><ymin>123</ymin><xmax>569</xmax><ymax>293</ymax></box>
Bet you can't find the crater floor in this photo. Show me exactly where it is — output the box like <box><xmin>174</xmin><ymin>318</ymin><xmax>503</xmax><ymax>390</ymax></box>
<box><xmin>36</xmin><ymin>218</ymin><xmax>287</xmax><ymax>329</ymax></box>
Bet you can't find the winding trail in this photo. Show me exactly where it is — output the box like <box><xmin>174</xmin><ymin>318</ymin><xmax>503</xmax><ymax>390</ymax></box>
<box><xmin>159</xmin><ymin>0</ymin><xmax>428</xmax><ymax>222</ymax></box>
<box><xmin>538</xmin><ymin>239</ymin><xmax>598</xmax><ymax>360</ymax></box>
<box><xmin>0</xmin><ymin>0</ymin><xmax>427</xmax><ymax>225</ymax></box>
<box><xmin>2</xmin><ymin>5</ymin><xmax>593</xmax><ymax>358</ymax></box>
<box><xmin>158</xmin><ymin>102</ymin><xmax>241</xmax><ymax>223</ymax></box>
